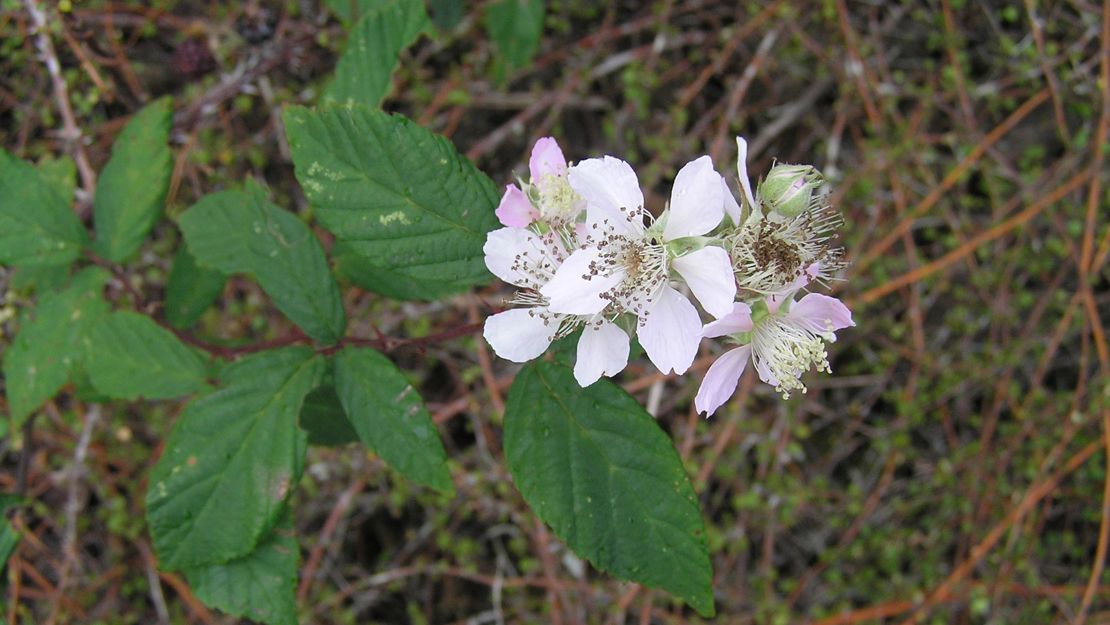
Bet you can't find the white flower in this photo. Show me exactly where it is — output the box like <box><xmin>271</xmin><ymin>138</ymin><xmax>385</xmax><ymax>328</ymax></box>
<box><xmin>726</xmin><ymin>136</ymin><xmax>843</xmax><ymax>295</ymax></box>
<box><xmin>482</xmin><ymin>226</ymin><xmax>630</xmax><ymax>387</ymax></box>
<box><xmin>539</xmin><ymin>155</ymin><xmax>736</xmax><ymax>375</ymax></box>
<box><xmin>494</xmin><ymin>137</ymin><xmax>584</xmax><ymax>229</ymax></box>
<box><xmin>694</xmin><ymin>292</ymin><xmax>855</xmax><ymax>413</ymax></box>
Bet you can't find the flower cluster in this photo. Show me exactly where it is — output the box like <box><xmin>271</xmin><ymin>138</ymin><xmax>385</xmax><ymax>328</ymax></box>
<box><xmin>483</xmin><ymin>137</ymin><xmax>854</xmax><ymax>415</ymax></box>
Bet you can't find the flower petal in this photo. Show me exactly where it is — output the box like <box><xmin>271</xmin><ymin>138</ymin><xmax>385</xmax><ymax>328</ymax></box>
<box><xmin>735</xmin><ymin>136</ymin><xmax>757</xmax><ymax>211</ymax></box>
<box><xmin>721</xmin><ymin>177</ymin><xmax>741</xmax><ymax>225</ymax></box>
<box><xmin>694</xmin><ymin>345</ymin><xmax>752</xmax><ymax>416</ymax></box>
<box><xmin>638</xmin><ymin>286</ymin><xmax>702</xmax><ymax>375</ymax></box>
<box><xmin>568</xmin><ymin>156</ymin><xmax>644</xmax><ymax>236</ymax></box>
<box><xmin>788</xmin><ymin>293</ymin><xmax>855</xmax><ymax>338</ymax></box>
<box><xmin>541</xmin><ymin>247</ymin><xmax>624</xmax><ymax>315</ymax></box>
<box><xmin>574</xmin><ymin>320</ymin><xmax>630</xmax><ymax>386</ymax></box>
<box><xmin>495</xmin><ymin>185</ymin><xmax>538</xmax><ymax>228</ymax></box>
<box><xmin>663</xmin><ymin>155</ymin><xmax>724</xmax><ymax>241</ymax></box>
<box><xmin>483</xmin><ymin>308</ymin><xmax>559</xmax><ymax>362</ymax></box>
<box><xmin>529</xmin><ymin>137</ymin><xmax>567</xmax><ymax>179</ymax></box>
<box><xmin>702</xmin><ymin>302</ymin><xmax>753</xmax><ymax>338</ymax></box>
<box><xmin>671</xmin><ymin>246</ymin><xmax>737</xmax><ymax>319</ymax></box>
<box><xmin>484</xmin><ymin>227</ymin><xmax>551</xmax><ymax>287</ymax></box>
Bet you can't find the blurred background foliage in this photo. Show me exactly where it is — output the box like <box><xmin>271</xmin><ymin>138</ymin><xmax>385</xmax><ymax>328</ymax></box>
<box><xmin>1</xmin><ymin>0</ymin><xmax>1109</xmax><ymax>623</ymax></box>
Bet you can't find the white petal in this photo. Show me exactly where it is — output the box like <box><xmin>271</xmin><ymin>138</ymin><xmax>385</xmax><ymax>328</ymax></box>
<box><xmin>573</xmin><ymin>320</ymin><xmax>630</xmax><ymax>386</ymax></box>
<box><xmin>788</xmin><ymin>294</ymin><xmax>855</xmax><ymax>338</ymax></box>
<box><xmin>721</xmin><ymin>177</ymin><xmax>741</xmax><ymax>225</ymax></box>
<box><xmin>540</xmin><ymin>247</ymin><xmax>623</xmax><ymax>315</ymax></box>
<box><xmin>671</xmin><ymin>246</ymin><xmax>737</xmax><ymax>319</ymax></box>
<box><xmin>484</xmin><ymin>227</ymin><xmax>550</xmax><ymax>288</ymax></box>
<box><xmin>483</xmin><ymin>308</ymin><xmax>558</xmax><ymax>362</ymax></box>
<box><xmin>568</xmin><ymin>156</ymin><xmax>644</xmax><ymax>237</ymax></box>
<box><xmin>694</xmin><ymin>345</ymin><xmax>752</xmax><ymax>416</ymax></box>
<box><xmin>735</xmin><ymin>137</ymin><xmax>757</xmax><ymax>211</ymax></box>
<box><xmin>637</xmin><ymin>286</ymin><xmax>702</xmax><ymax>375</ymax></box>
<box><xmin>663</xmin><ymin>155</ymin><xmax>724</xmax><ymax>241</ymax></box>
<box><xmin>702</xmin><ymin>302</ymin><xmax>753</xmax><ymax>338</ymax></box>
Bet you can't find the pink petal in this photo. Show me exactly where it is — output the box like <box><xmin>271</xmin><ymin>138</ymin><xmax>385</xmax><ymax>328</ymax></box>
<box><xmin>483</xmin><ymin>308</ymin><xmax>558</xmax><ymax>362</ymax></box>
<box><xmin>568</xmin><ymin>156</ymin><xmax>644</xmax><ymax>237</ymax></box>
<box><xmin>702</xmin><ymin>302</ymin><xmax>753</xmax><ymax>338</ymax></box>
<box><xmin>484</xmin><ymin>227</ymin><xmax>549</xmax><ymax>288</ymax></box>
<box><xmin>495</xmin><ymin>185</ymin><xmax>539</xmax><ymax>228</ymax></box>
<box><xmin>694</xmin><ymin>345</ymin><xmax>752</xmax><ymax>416</ymax></box>
<box><xmin>528</xmin><ymin>137</ymin><xmax>567</xmax><ymax>180</ymax></box>
<box><xmin>637</xmin><ymin>286</ymin><xmax>702</xmax><ymax>375</ymax></box>
<box><xmin>663</xmin><ymin>155</ymin><xmax>724</xmax><ymax>241</ymax></box>
<box><xmin>721</xmin><ymin>177</ymin><xmax>741</xmax><ymax>225</ymax></box>
<box><xmin>540</xmin><ymin>247</ymin><xmax>623</xmax><ymax>315</ymax></box>
<box><xmin>788</xmin><ymin>293</ymin><xmax>855</xmax><ymax>338</ymax></box>
<box><xmin>574</xmin><ymin>320</ymin><xmax>630</xmax><ymax>386</ymax></box>
<box><xmin>735</xmin><ymin>137</ymin><xmax>757</xmax><ymax>211</ymax></box>
<box><xmin>671</xmin><ymin>246</ymin><xmax>737</xmax><ymax>319</ymax></box>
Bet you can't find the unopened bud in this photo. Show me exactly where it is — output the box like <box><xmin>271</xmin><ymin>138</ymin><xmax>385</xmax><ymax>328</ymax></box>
<box><xmin>759</xmin><ymin>164</ymin><xmax>823</xmax><ymax>218</ymax></box>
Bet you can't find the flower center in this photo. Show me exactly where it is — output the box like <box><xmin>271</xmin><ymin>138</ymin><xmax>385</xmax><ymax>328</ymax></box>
<box><xmin>751</xmin><ymin>314</ymin><xmax>831</xmax><ymax>399</ymax></box>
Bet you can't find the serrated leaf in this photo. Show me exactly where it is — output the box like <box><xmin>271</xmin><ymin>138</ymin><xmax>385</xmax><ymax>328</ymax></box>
<box><xmin>324</xmin><ymin>0</ymin><xmax>428</xmax><ymax>109</ymax></box>
<box><xmin>2</xmin><ymin>267</ymin><xmax>109</xmax><ymax>428</ymax></box>
<box><xmin>37</xmin><ymin>155</ymin><xmax>77</xmax><ymax>206</ymax></box>
<box><xmin>284</xmin><ymin>105</ymin><xmax>499</xmax><ymax>300</ymax></box>
<box><xmin>165</xmin><ymin>246</ymin><xmax>227</xmax><ymax>329</ymax></box>
<box><xmin>333</xmin><ymin>242</ymin><xmax>465</xmax><ymax>301</ymax></box>
<box><xmin>82</xmin><ymin>311</ymin><xmax>207</xmax><ymax>400</ymax></box>
<box><xmin>333</xmin><ymin>347</ymin><xmax>453</xmax><ymax>494</ymax></box>
<box><xmin>146</xmin><ymin>347</ymin><xmax>324</xmax><ymax>570</ymax></box>
<box><xmin>300</xmin><ymin>380</ymin><xmax>359</xmax><ymax>447</ymax></box>
<box><xmin>178</xmin><ymin>183</ymin><xmax>346</xmax><ymax>344</ymax></box>
<box><xmin>503</xmin><ymin>361</ymin><xmax>714</xmax><ymax>616</ymax></box>
<box><xmin>185</xmin><ymin>509</ymin><xmax>298</xmax><ymax>625</ymax></box>
<box><xmin>485</xmin><ymin>0</ymin><xmax>545</xmax><ymax>70</ymax></box>
<box><xmin>93</xmin><ymin>97</ymin><xmax>174</xmax><ymax>262</ymax></box>
<box><xmin>0</xmin><ymin>148</ymin><xmax>88</xmax><ymax>266</ymax></box>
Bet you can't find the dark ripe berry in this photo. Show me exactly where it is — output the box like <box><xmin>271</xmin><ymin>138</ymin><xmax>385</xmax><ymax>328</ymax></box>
<box><xmin>171</xmin><ymin>38</ymin><xmax>216</xmax><ymax>79</ymax></box>
<box><xmin>236</xmin><ymin>7</ymin><xmax>278</xmax><ymax>45</ymax></box>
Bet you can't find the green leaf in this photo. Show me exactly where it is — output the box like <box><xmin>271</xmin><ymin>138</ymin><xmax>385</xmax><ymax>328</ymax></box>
<box><xmin>93</xmin><ymin>97</ymin><xmax>174</xmax><ymax>262</ymax></box>
<box><xmin>324</xmin><ymin>0</ymin><xmax>428</xmax><ymax>109</ymax></box>
<box><xmin>0</xmin><ymin>148</ymin><xmax>88</xmax><ymax>266</ymax></box>
<box><xmin>178</xmin><ymin>183</ymin><xmax>346</xmax><ymax>344</ymax></box>
<box><xmin>284</xmin><ymin>106</ymin><xmax>499</xmax><ymax>299</ymax></box>
<box><xmin>2</xmin><ymin>267</ymin><xmax>109</xmax><ymax>428</ymax></box>
<box><xmin>185</xmin><ymin>509</ymin><xmax>298</xmax><ymax>625</ymax></box>
<box><xmin>37</xmin><ymin>154</ymin><xmax>77</xmax><ymax>206</ymax></box>
<box><xmin>10</xmin><ymin>263</ymin><xmax>71</xmax><ymax>293</ymax></box>
<box><xmin>333</xmin><ymin>347</ymin><xmax>453</xmax><ymax>494</ymax></box>
<box><xmin>146</xmin><ymin>347</ymin><xmax>324</xmax><ymax>570</ymax></box>
<box><xmin>428</xmin><ymin>0</ymin><xmax>464</xmax><ymax>31</ymax></box>
<box><xmin>333</xmin><ymin>242</ymin><xmax>466</xmax><ymax>301</ymax></box>
<box><xmin>503</xmin><ymin>361</ymin><xmax>714</xmax><ymax>616</ymax></box>
<box><xmin>0</xmin><ymin>495</ymin><xmax>23</xmax><ymax>574</ymax></box>
<box><xmin>300</xmin><ymin>378</ymin><xmax>359</xmax><ymax>447</ymax></box>
<box><xmin>164</xmin><ymin>246</ymin><xmax>227</xmax><ymax>329</ymax></box>
<box><xmin>324</xmin><ymin>0</ymin><xmax>375</xmax><ymax>24</ymax></box>
<box><xmin>82</xmin><ymin>311</ymin><xmax>208</xmax><ymax>400</ymax></box>
<box><xmin>485</xmin><ymin>0</ymin><xmax>545</xmax><ymax>70</ymax></box>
